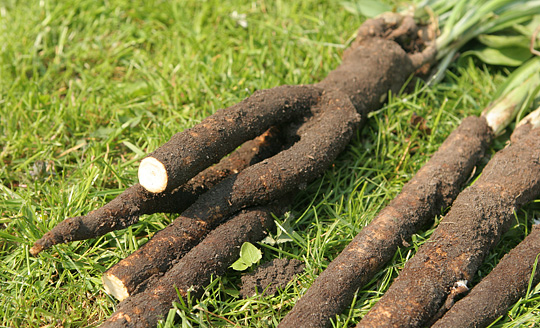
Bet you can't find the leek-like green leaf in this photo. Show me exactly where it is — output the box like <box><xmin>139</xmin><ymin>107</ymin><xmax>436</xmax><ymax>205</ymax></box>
<box><xmin>461</xmin><ymin>47</ymin><xmax>532</xmax><ymax>66</ymax></box>
<box><xmin>477</xmin><ymin>34</ymin><xmax>533</xmax><ymax>48</ymax></box>
<box><xmin>414</xmin><ymin>0</ymin><xmax>540</xmax><ymax>83</ymax></box>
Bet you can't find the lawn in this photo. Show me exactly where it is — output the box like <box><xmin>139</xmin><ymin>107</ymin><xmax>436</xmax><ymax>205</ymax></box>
<box><xmin>1</xmin><ymin>0</ymin><xmax>539</xmax><ymax>327</ymax></box>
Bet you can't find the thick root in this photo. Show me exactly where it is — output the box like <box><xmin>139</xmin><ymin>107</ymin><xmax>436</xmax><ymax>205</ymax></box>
<box><xmin>138</xmin><ymin>12</ymin><xmax>436</xmax><ymax>194</ymax></box>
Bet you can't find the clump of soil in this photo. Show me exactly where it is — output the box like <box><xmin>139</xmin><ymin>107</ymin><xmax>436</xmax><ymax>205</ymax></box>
<box><xmin>240</xmin><ymin>258</ymin><xmax>305</xmax><ymax>298</ymax></box>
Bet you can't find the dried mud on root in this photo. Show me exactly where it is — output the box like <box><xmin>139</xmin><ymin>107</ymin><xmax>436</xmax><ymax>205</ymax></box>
<box><xmin>240</xmin><ymin>258</ymin><xmax>305</xmax><ymax>298</ymax></box>
<box><xmin>102</xmin><ymin>11</ymin><xmax>435</xmax><ymax>318</ymax></box>
<box><xmin>432</xmin><ymin>224</ymin><xmax>540</xmax><ymax>328</ymax></box>
<box><xmin>103</xmin><ymin>91</ymin><xmax>360</xmax><ymax>300</ymax></box>
<box><xmin>279</xmin><ymin>116</ymin><xmax>494</xmax><ymax>328</ymax></box>
<box><xmin>139</xmin><ymin>85</ymin><xmax>322</xmax><ymax>193</ymax></box>
<box><xmin>357</xmin><ymin>124</ymin><xmax>540</xmax><ymax>328</ymax></box>
<box><xmin>30</xmin><ymin>128</ymin><xmax>284</xmax><ymax>256</ymax></box>
<box><xmin>101</xmin><ymin>206</ymin><xmax>277</xmax><ymax>328</ymax></box>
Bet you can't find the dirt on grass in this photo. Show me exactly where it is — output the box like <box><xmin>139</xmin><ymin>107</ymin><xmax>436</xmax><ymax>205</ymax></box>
<box><xmin>240</xmin><ymin>258</ymin><xmax>305</xmax><ymax>298</ymax></box>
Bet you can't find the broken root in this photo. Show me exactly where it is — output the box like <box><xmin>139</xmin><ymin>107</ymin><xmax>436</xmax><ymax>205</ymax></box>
<box><xmin>101</xmin><ymin>205</ymin><xmax>278</xmax><ymax>328</ymax></box>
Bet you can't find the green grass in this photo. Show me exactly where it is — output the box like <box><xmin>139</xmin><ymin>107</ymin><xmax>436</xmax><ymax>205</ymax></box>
<box><xmin>0</xmin><ymin>0</ymin><xmax>539</xmax><ymax>327</ymax></box>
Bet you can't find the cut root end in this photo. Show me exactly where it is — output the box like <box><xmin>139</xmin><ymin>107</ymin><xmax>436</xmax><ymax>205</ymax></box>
<box><xmin>138</xmin><ymin>157</ymin><xmax>168</xmax><ymax>193</ymax></box>
<box><xmin>103</xmin><ymin>273</ymin><xmax>130</xmax><ymax>301</ymax></box>
<box><xmin>29</xmin><ymin>244</ymin><xmax>43</xmax><ymax>257</ymax></box>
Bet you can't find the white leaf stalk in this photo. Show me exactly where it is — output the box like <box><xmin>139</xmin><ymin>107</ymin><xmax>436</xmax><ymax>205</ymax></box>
<box><xmin>482</xmin><ymin>57</ymin><xmax>540</xmax><ymax>134</ymax></box>
<box><xmin>517</xmin><ymin>105</ymin><xmax>540</xmax><ymax>129</ymax></box>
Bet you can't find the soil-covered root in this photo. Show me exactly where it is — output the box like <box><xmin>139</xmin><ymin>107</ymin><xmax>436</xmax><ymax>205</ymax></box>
<box><xmin>102</xmin><ymin>94</ymin><xmax>361</xmax><ymax>300</ymax></box>
<box><xmin>431</xmin><ymin>224</ymin><xmax>540</xmax><ymax>328</ymax></box>
<box><xmin>101</xmin><ymin>13</ymin><xmax>434</xmax><ymax>301</ymax></box>
<box><xmin>316</xmin><ymin>37</ymin><xmax>416</xmax><ymax>117</ymax></box>
<box><xmin>29</xmin><ymin>128</ymin><xmax>284</xmax><ymax>256</ymax></box>
<box><xmin>356</xmin><ymin>123</ymin><xmax>540</xmax><ymax>328</ymax></box>
<box><xmin>100</xmin><ymin>206</ymin><xmax>277</xmax><ymax>328</ymax></box>
<box><xmin>278</xmin><ymin>116</ymin><xmax>494</xmax><ymax>328</ymax></box>
<box><xmin>138</xmin><ymin>85</ymin><xmax>322</xmax><ymax>193</ymax></box>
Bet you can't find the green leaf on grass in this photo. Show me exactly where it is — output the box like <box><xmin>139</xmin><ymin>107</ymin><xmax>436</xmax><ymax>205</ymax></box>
<box><xmin>230</xmin><ymin>242</ymin><xmax>262</xmax><ymax>271</ymax></box>
<box><xmin>340</xmin><ymin>0</ymin><xmax>392</xmax><ymax>18</ymax></box>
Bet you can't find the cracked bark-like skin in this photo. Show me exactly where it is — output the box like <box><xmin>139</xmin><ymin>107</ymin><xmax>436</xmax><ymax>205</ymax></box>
<box><xmin>101</xmin><ymin>206</ymin><xmax>277</xmax><ymax>328</ymax></box>
<box><xmin>356</xmin><ymin>124</ymin><xmax>540</xmax><ymax>328</ymax></box>
<box><xmin>29</xmin><ymin>128</ymin><xmax>284</xmax><ymax>256</ymax></box>
<box><xmin>103</xmin><ymin>91</ymin><xmax>361</xmax><ymax>299</ymax></box>
<box><xmin>432</xmin><ymin>224</ymin><xmax>540</xmax><ymax>328</ymax></box>
<box><xmin>279</xmin><ymin>116</ymin><xmax>494</xmax><ymax>328</ymax></box>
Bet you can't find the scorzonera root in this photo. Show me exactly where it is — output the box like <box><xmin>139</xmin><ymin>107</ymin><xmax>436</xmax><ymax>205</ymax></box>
<box><xmin>102</xmin><ymin>93</ymin><xmax>361</xmax><ymax>300</ymax></box>
<box><xmin>101</xmin><ymin>206</ymin><xmax>278</xmax><ymax>328</ymax></box>
<box><xmin>431</xmin><ymin>224</ymin><xmax>540</xmax><ymax>328</ymax></box>
<box><xmin>137</xmin><ymin>13</ymin><xmax>435</xmax><ymax>194</ymax></box>
<box><xmin>356</xmin><ymin>122</ymin><xmax>540</xmax><ymax>328</ymax></box>
<box><xmin>105</xmin><ymin>10</ymin><xmax>434</xmax><ymax>305</ymax></box>
<box><xmin>138</xmin><ymin>85</ymin><xmax>321</xmax><ymax>193</ymax></box>
<box><xmin>279</xmin><ymin>116</ymin><xmax>494</xmax><ymax>328</ymax></box>
<box><xmin>30</xmin><ymin>128</ymin><xmax>284</xmax><ymax>256</ymax></box>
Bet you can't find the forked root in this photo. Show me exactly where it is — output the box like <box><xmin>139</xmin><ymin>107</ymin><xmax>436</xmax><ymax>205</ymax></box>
<box><xmin>30</xmin><ymin>128</ymin><xmax>284</xmax><ymax>256</ymax></box>
<box><xmin>137</xmin><ymin>85</ymin><xmax>322</xmax><ymax>193</ymax></box>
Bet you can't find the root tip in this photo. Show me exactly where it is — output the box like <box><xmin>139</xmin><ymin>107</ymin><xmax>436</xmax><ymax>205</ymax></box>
<box><xmin>29</xmin><ymin>244</ymin><xmax>44</xmax><ymax>257</ymax></box>
<box><xmin>138</xmin><ymin>157</ymin><xmax>168</xmax><ymax>193</ymax></box>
